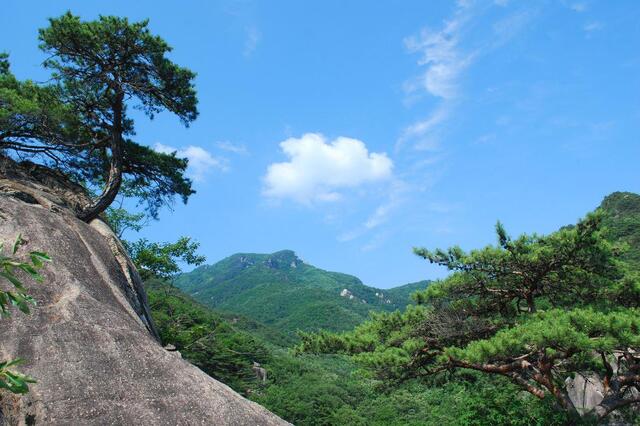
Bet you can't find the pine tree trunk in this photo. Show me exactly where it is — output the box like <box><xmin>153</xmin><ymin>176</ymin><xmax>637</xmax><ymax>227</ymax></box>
<box><xmin>77</xmin><ymin>94</ymin><xmax>124</xmax><ymax>223</ymax></box>
<box><xmin>526</xmin><ymin>292</ymin><xmax>536</xmax><ymax>313</ymax></box>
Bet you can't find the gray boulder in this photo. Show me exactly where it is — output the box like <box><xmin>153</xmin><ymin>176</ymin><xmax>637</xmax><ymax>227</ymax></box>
<box><xmin>0</xmin><ymin>160</ymin><xmax>288</xmax><ymax>425</ymax></box>
<box><xmin>566</xmin><ymin>373</ymin><xmax>605</xmax><ymax>416</ymax></box>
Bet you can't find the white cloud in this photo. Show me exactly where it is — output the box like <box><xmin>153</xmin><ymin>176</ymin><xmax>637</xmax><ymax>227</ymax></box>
<box><xmin>338</xmin><ymin>179</ymin><xmax>408</xmax><ymax>246</ymax></box>
<box><xmin>154</xmin><ymin>143</ymin><xmax>227</xmax><ymax>182</ymax></box>
<box><xmin>583</xmin><ymin>21</ymin><xmax>603</xmax><ymax>33</ymax></box>
<box><xmin>493</xmin><ymin>9</ymin><xmax>536</xmax><ymax>45</ymax></box>
<box><xmin>244</xmin><ymin>26</ymin><xmax>261</xmax><ymax>57</ymax></box>
<box><xmin>365</xmin><ymin>203</ymin><xmax>394</xmax><ymax>230</ymax></box>
<box><xmin>263</xmin><ymin>133</ymin><xmax>393</xmax><ymax>204</ymax></box>
<box><xmin>399</xmin><ymin>3</ymin><xmax>474</xmax><ymax>150</ymax></box>
<box><xmin>397</xmin><ymin>105</ymin><xmax>450</xmax><ymax>149</ymax></box>
<box><xmin>403</xmin><ymin>10</ymin><xmax>473</xmax><ymax>100</ymax></box>
<box><xmin>399</xmin><ymin>3</ymin><xmax>534</xmax><ymax>151</ymax></box>
<box><xmin>216</xmin><ymin>141</ymin><xmax>248</xmax><ymax>155</ymax></box>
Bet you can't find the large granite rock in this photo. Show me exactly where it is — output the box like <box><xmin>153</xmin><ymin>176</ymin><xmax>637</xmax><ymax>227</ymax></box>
<box><xmin>566</xmin><ymin>373</ymin><xmax>605</xmax><ymax>416</ymax></box>
<box><xmin>0</xmin><ymin>161</ymin><xmax>288</xmax><ymax>425</ymax></box>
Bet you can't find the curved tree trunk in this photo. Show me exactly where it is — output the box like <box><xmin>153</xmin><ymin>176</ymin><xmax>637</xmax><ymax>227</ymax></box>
<box><xmin>77</xmin><ymin>94</ymin><xmax>124</xmax><ymax>223</ymax></box>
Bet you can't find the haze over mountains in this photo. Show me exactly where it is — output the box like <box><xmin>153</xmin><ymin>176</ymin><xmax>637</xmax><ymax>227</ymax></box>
<box><xmin>173</xmin><ymin>249</ymin><xmax>429</xmax><ymax>336</ymax></box>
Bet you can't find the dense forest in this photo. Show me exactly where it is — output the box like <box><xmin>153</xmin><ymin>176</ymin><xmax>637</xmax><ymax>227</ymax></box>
<box><xmin>142</xmin><ymin>193</ymin><xmax>640</xmax><ymax>424</ymax></box>
<box><xmin>1</xmin><ymin>10</ymin><xmax>639</xmax><ymax>426</ymax></box>
<box><xmin>173</xmin><ymin>249</ymin><xmax>428</xmax><ymax>336</ymax></box>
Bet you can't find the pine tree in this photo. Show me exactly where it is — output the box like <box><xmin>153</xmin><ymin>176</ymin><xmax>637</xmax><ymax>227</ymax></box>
<box><xmin>298</xmin><ymin>212</ymin><xmax>640</xmax><ymax>421</ymax></box>
<box><xmin>1</xmin><ymin>13</ymin><xmax>199</xmax><ymax>221</ymax></box>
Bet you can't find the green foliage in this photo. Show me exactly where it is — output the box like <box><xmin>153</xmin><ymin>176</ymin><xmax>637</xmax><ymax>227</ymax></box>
<box><xmin>145</xmin><ymin>278</ymin><xmax>270</xmax><ymax>393</ymax></box>
<box><xmin>152</xmin><ymin>191</ymin><xmax>640</xmax><ymax>423</ymax></box>
<box><xmin>0</xmin><ymin>234</ymin><xmax>51</xmax><ymax>316</ymax></box>
<box><xmin>105</xmin><ymin>204</ymin><xmax>205</xmax><ymax>283</ymax></box>
<box><xmin>414</xmin><ymin>212</ymin><xmax>619</xmax><ymax>313</ymax></box>
<box><xmin>251</xmin><ymin>354</ymin><xmax>374</xmax><ymax>426</ymax></box>
<box><xmin>0</xmin><ymin>55</ymin><xmax>80</xmax><ymax>163</ymax></box>
<box><xmin>600</xmin><ymin>191</ymin><xmax>640</xmax><ymax>267</ymax></box>
<box><xmin>346</xmin><ymin>375</ymin><xmax>569</xmax><ymax>426</ymax></box>
<box><xmin>0</xmin><ymin>359</ymin><xmax>36</xmax><ymax>394</ymax></box>
<box><xmin>254</xmin><ymin>355</ymin><xmax>569</xmax><ymax>426</ymax></box>
<box><xmin>126</xmin><ymin>237</ymin><xmax>205</xmax><ymax>280</ymax></box>
<box><xmin>38</xmin><ymin>12</ymin><xmax>199</xmax><ymax>220</ymax></box>
<box><xmin>39</xmin><ymin>12</ymin><xmax>198</xmax><ymax>124</ymax></box>
<box><xmin>105</xmin><ymin>206</ymin><xmax>146</xmax><ymax>239</ymax></box>
<box><xmin>383</xmin><ymin>280</ymin><xmax>430</xmax><ymax>303</ymax></box>
<box><xmin>115</xmin><ymin>140</ymin><xmax>195</xmax><ymax>219</ymax></box>
<box><xmin>0</xmin><ymin>235</ymin><xmax>50</xmax><ymax>394</ymax></box>
<box><xmin>297</xmin><ymin>210</ymin><xmax>640</xmax><ymax>420</ymax></box>
<box><xmin>146</xmin><ymin>270</ymin><xmax>570</xmax><ymax>425</ymax></box>
<box><xmin>216</xmin><ymin>311</ymin><xmax>297</xmax><ymax>348</ymax></box>
<box><xmin>1</xmin><ymin>13</ymin><xmax>198</xmax><ymax>221</ymax></box>
<box><xmin>174</xmin><ymin>250</ymin><xmax>424</xmax><ymax>337</ymax></box>
<box><xmin>0</xmin><ymin>52</ymin><xmax>9</xmax><ymax>75</ymax></box>
<box><xmin>446</xmin><ymin>308</ymin><xmax>640</xmax><ymax>366</ymax></box>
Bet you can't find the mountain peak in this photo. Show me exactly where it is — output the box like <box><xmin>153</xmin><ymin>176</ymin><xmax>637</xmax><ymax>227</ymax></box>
<box><xmin>224</xmin><ymin>250</ymin><xmax>302</xmax><ymax>271</ymax></box>
<box><xmin>600</xmin><ymin>192</ymin><xmax>640</xmax><ymax>215</ymax></box>
<box><xmin>264</xmin><ymin>250</ymin><xmax>303</xmax><ymax>270</ymax></box>
<box><xmin>174</xmin><ymin>250</ymin><xmax>426</xmax><ymax>336</ymax></box>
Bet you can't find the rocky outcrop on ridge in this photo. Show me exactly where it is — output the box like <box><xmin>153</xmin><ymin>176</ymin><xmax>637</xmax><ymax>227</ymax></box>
<box><xmin>0</xmin><ymin>158</ymin><xmax>288</xmax><ymax>425</ymax></box>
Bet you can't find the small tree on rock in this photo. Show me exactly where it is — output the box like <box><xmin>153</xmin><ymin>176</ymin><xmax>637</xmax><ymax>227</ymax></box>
<box><xmin>38</xmin><ymin>12</ymin><xmax>198</xmax><ymax>221</ymax></box>
<box><xmin>1</xmin><ymin>13</ymin><xmax>199</xmax><ymax>222</ymax></box>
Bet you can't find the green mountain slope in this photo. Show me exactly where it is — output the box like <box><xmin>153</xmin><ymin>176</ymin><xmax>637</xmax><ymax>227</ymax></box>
<box><xmin>173</xmin><ymin>250</ymin><xmax>427</xmax><ymax>335</ymax></box>
<box><xmin>156</xmin><ymin>191</ymin><xmax>637</xmax><ymax>425</ymax></box>
<box><xmin>146</xmin><ymin>278</ymin><xmax>563</xmax><ymax>425</ymax></box>
<box><xmin>144</xmin><ymin>278</ymin><xmax>274</xmax><ymax>393</ymax></box>
<box><xmin>599</xmin><ymin>191</ymin><xmax>640</xmax><ymax>267</ymax></box>
<box><xmin>384</xmin><ymin>280</ymin><xmax>430</xmax><ymax>302</ymax></box>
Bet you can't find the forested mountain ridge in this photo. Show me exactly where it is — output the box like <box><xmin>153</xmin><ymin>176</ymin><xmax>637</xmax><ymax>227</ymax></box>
<box><xmin>384</xmin><ymin>280</ymin><xmax>431</xmax><ymax>302</ymax></box>
<box><xmin>173</xmin><ymin>249</ymin><xmax>429</xmax><ymax>335</ymax></box>
<box><xmin>146</xmin><ymin>276</ymin><xmax>565</xmax><ymax>426</ymax></box>
<box><xmin>146</xmin><ymin>191</ymin><xmax>640</xmax><ymax>425</ymax></box>
<box><xmin>599</xmin><ymin>191</ymin><xmax>640</xmax><ymax>267</ymax></box>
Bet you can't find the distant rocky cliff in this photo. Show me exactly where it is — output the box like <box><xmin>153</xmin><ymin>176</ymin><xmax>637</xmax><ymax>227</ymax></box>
<box><xmin>0</xmin><ymin>158</ymin><xmax>288</xmax><ymax>425</ymax></box>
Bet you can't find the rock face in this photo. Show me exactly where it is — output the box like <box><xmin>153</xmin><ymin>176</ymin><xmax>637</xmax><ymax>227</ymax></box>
<box><xmin>0</xmin><ymin>161</ymin><xmax>288</xmax><ymax>425</ymax></box>
<box><xmin>252</xmin><ymin>362</ymin><xmax>267</xmax><ymax>384</ymax></box>
<box><xmin>565</xmin><ymin>374</ymin><xmax>605</xmax><ymax>416</ymax></box>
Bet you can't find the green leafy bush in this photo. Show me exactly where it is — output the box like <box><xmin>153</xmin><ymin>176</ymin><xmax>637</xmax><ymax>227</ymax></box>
<box><xmin>0</xmin><ymin>235</ymin><xmax>50</xmax><ymax>394</ymax></box>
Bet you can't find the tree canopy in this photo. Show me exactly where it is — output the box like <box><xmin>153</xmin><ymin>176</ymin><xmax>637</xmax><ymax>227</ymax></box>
<box><xmin>125</xmin><ymin>237</ymin><xmax>205</xmax><ymax>280</ymax></box>
<box><xmin>0</xmin><ymin>12</ymin><xmax>199</xmax><ymax>221</ymax></box>
<box><xmin>297</xmin><ymin>212</ymin><xmax>640</xmax><ymax>421</ymax></box>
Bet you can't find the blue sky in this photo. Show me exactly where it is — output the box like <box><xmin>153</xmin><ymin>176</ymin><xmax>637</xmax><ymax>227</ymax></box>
<box><xmin>2</xmin><ymin>1</ymin><xmax>639</xmax><ymax>288</ymax></box>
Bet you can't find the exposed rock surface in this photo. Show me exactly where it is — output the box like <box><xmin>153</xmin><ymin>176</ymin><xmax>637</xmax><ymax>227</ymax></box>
<box><xmin>565</xmin><ymin>370</ymin><xmax>638</xmax><ymax>422</ymax></box>
<box><xmin>566</xmin><ymin>374</ymin><xmax>605</xmax><ymax>416</ymax></box>
<box><xmin>252</xmin><ymin>362</ymin><xmax>267</xmax><ymax>384</ymax></box>
<box><xmin>0</xmin><ymin>160</ymin><xmax>288</xmax><ymax>425</ymax></box>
